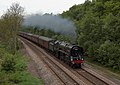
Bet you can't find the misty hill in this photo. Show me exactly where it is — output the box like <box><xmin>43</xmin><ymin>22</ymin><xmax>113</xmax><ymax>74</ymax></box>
<box><xmin>23</xmin><ymin>14</ymin><xmax>76</xmax><ymax>37</ymax></box>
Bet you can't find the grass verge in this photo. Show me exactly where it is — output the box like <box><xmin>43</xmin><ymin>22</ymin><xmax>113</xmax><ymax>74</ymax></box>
<box><xmin>0</xmin><ymin>44</ymin><xmax>44</xmax><ymax>85</ymax></box>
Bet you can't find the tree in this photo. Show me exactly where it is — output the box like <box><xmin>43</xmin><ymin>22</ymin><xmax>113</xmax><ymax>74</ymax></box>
<box><xmin>0</xmin><ymin>3</ymin><xmax>24</xmax><ymax>54</ymax></box>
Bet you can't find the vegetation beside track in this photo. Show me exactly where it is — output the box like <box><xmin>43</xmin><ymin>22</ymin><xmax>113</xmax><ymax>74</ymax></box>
<box><xmin>0</xmin><ymin>43</ymin><xmax>44</xmax><ymax>85</ymax></box>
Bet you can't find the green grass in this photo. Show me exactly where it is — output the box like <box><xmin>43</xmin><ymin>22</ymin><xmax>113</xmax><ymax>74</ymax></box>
<box><xmin>0</xmin><ymin>44</ymin><xmax>44</xmax><ymax>85</ymax></box>
<box><xmin>0</xmin><ymin>71</ymin><xmax>44</xmax><ymax>85</ymax></box>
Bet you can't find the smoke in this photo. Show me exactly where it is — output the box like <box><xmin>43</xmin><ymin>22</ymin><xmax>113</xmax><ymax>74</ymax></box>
<box><xmin>23</xmin><ymin>14</ymin><xmax>76</xmax><ymax>37</ymax></box>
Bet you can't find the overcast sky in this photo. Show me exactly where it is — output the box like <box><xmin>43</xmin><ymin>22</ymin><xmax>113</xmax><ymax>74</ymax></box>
<box><xmin>0</xmin><ymin>0</ymin><xmax>86</xmax><ymax>16</ymax></box>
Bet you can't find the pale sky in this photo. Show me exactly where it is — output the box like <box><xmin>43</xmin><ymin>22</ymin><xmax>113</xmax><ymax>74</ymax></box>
<box><xmin>0</xmin><ymin>0</ymin><xmax>86</xmax><ymax>16</ymax></box>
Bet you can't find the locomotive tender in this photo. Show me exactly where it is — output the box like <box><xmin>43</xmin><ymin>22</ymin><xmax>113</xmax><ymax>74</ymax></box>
<box><xmin>20</xmin><ymin>32</ymin><xmax>84</xmax><ymax>68</ymax></box>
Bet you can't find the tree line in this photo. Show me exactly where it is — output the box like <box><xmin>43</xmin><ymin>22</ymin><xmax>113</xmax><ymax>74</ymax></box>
<box><xmin>61</xmin><ymin>0</ymin><xmax>120</xmax><ymax>71</ymax></box>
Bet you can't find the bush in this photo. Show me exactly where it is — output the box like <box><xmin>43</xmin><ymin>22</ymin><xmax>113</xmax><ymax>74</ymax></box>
<box><xmin>0</xmin><ymin>44</ymin><xmax>44</xmax><ymax>85</ymax></box>
<box><xmin>97</xmin><ymin>40</ymin><xmax>120</xmax><ymax>70</ymax></box>
<box><xmin>1</xmin><ymin>53</ymin><xmax>16</xmax><ymax>72</ymax></box>
<box><xmin>14</xmin><ymin>53</ymin><xmax>27</xmax><ymax>71</ymax></box>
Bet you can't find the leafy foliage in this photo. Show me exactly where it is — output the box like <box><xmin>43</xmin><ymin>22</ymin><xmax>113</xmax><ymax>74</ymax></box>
<box><xmin>61</xmin><ymin>0</ymin><xmax>120</xmax><ymax>71</ymax></box>
<box><xmin>0</xmin><ymin>46</ymin><xmax>43</xmax><ymax>85</ymax></box>
<box><xmin>0</xmin><ymin>3</ymin><xmax>24</xmax><ymax>54</ymax></box>
<box><xmin>1</xmin><ymin>53</ymin><xmax>16</xmax><ymax>72</ymax></box>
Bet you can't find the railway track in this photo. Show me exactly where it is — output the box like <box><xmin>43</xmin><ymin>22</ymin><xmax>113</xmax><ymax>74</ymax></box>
<box><xmin>46</xmin><ymin>46</ymin><xmax>117</xmax><ymax>85</ymax></box>
<box><xmin>20</xmin><ymin>37</ymin><xmax>117</xmax><ymax>85</ymax></box>
<box><xmin>46</xmin><ymin>52</ymin><xmax>95</xmax><ymax>85</ymax></box>
<box><xmin>75</xmin><ymin>69</ymin><xmax>108</xmax><ymax>85</ymax></box>
<box><xmin>47</xmin><ymin>52</ymin><xmax>110</xmax><ymax>85</ymax></box>
<box><xmin>26</xmin><ymin>41</ymin><xmax>78</xmax><ymax>85</ymax></box>
<box><xmin>20</xmin><ymin>37</ymin><xmax>86</xmax><ymax>85</ymax></box>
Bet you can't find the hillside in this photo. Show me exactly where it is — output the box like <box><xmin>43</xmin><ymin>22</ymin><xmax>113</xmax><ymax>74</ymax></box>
<box><xmin>61</xmin><ymin>0</ymin><xmax>120</xmax><ymax>71</ymax></box>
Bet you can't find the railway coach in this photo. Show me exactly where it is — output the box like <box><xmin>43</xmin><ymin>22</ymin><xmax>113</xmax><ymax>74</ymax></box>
<box><xmin>19</xmin><ymin>32</ymin><xmax>84</xmax><ymax>68</ymax></box>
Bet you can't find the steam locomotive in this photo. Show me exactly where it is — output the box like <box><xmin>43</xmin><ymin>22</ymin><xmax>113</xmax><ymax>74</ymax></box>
<box><xmin>20</xmin><ymin>32</ymin><xmax>84</xmax><ymax>68</ymax></box>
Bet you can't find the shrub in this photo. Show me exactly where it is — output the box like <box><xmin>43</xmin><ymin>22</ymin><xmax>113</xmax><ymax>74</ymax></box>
<box><xmin>97</xmin><ymin>40</ymin><xmax>120</xmax><ymax>70</ymax></box>
<box><xmin>14</xmin><ymin>53</ymin><xmax>27</xmax><ymax>71</ymax></box>
<box><xmin>1</xmin><ymin>53</ymin><xmax>16</xmax><ymax>72</ymax></box>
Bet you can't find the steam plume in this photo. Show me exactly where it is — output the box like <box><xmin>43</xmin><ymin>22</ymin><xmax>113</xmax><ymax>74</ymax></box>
<box><xmin>23</xmin><ymin>14</ymin><xmax>76</xmax><ymax>37</ymax></box>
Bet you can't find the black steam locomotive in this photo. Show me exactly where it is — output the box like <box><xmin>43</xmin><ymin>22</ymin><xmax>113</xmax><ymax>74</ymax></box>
<box><xmin>20</xmin><ymin>32</ymin><xmax>84</xmax><ymax>68</ymax></box>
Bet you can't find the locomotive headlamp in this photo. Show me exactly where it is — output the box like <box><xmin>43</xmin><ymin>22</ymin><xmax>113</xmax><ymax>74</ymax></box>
<box><xmin>72</xmin><ymin>62</ymin><xmax>75</xmax><ymax>64</ymax></box>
